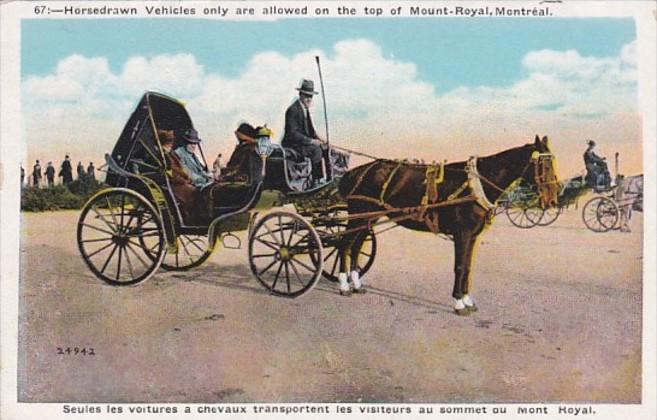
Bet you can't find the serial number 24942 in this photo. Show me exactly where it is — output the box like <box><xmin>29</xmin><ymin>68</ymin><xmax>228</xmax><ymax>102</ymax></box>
<box><xmin>57</xmin><ymin>347</ymin><xmax>95</xmax><ymax>356</ymax></box>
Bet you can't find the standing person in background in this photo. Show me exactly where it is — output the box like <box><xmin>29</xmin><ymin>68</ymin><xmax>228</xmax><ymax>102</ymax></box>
<box><xmin>212</xmin><ymin>153</ymin><xmax>223</xmax><ymax>181</ymax></box>
<box><xmin>20</xmin><ymin>165</ymin><xmax>25</xmax><ymax>188</ymax></box>
<box><xmin>59</xmin><ymin>154</ymin><xmax>73</xmax><ymax>186</ymax></box>
<box><xmin>77</xmin><ymin>161</ymin><xmax>86</xmax><ymax>181</ymax></box>
<box><xmin>32</xmin><ymin>160</ymin><xmax>42</xmax><ymax>188</ymax></box>
<box><xmin>87</xmin><ymin>162</ymin><xmax>96</xmax><ymax>182</ymax></box>
<box><xmin>45</xmin><ymin>162</ymin><xmax>55</xmax><ymax>187</ymax></box>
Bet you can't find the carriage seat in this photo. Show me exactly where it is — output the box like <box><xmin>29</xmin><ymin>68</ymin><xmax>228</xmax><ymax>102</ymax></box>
<box><xmin>267</xmin><ymin>146</ymin><xmax>312</xmax><ymax>183</ymax></box>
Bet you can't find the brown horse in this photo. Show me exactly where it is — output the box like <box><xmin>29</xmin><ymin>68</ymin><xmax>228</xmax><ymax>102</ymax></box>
<box><xmin>336</xmin><ymin>135</ymin><xmax>559</xmax><ymax>314</ymax></box>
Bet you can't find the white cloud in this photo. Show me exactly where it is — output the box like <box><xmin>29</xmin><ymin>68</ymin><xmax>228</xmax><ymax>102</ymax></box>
<box><xmin>22</xmin><ymin>39</ymin><xmax>640</xmax><ymax>176</ymax></box>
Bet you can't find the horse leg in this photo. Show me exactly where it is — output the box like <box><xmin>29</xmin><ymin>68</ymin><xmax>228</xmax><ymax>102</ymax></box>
<box><xmin>336</xmin><ymin>232</ymin><xmax>353</xmax><ymax>297</ymax></box>
<box><xmin>460</xmin><ymin>234</ymin><xmax>480</xmax><ymax>312</ymax></box>
<box><xmin>349</xmin><ymin>228</ymin><xmax>373</xmax><ymax>294</ymax></box>
<box><xmin>452</xmin><ymin>231</ymin><xmax>479</xmax><ymax>315</ymax></box>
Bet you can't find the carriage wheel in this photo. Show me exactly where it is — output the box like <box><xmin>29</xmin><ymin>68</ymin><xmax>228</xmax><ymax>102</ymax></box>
<box><xmin>506</xmin><ymin>206</ymin><xmax>540</xmax><ymax>228</ymax></box>
<box><xmin>161</xmin><ymin>234</ymin><xmax>213</xmax><ymax>271</ymax></box>
<box><xmin>582</xmin><ymin>196</ymin><xmax>619</xmax><ymax>232</ymax></box>
<box><xmin>315</xmin><ymin>214</ymin><xmax>377</xmax><ymax>283</ymax></box>
<box><xmin>248</xmin><ymin>211</ymin><xmax>323</xmax><ymax>298</ymax></box>
<box><xmin>523</xmin><ymin>207</ymin><xmax>546</xmax><ymax>226</ymax></box>
<box><xmin>77</xmin><ymin>189</ymin><xmax>165</xmax><ymax>286</ymax></box>
<box><xmin>537</xmin><ymin>206</ymin><xmax>562</xmax><ymax>227</ymax></box>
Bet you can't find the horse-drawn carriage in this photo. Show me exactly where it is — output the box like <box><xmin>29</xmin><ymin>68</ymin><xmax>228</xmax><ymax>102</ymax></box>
<box><xmin>78</xmin><ymin>91</ymin><xmax>559</xmax><ymax>313</ymax></box>
<box><xmin>499</xmin><ymin>168</ymin><xmax>643</xmax><ymax>232</ymax></box>
<box><xmin>77</xmin><ymin>92</ymin><xmax>374</xmax><ymax>297</ymax></box>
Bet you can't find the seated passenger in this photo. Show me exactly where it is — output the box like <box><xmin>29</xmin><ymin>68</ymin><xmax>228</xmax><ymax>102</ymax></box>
<box><xmin>174</xmin><ymin>128</ymin><xmax>213</xmax><ymax>188</ymax></box>
<box><xmin>219</xmin><ymin>123</ymin><xmax>264</xmax><ymax>183</ymax></box>
<box><xmin>159</xmin><ymin>130</ymin><xmax>205</xmax><ymax>224</ymax></box>
<box><xmin>583</xmin><ymin>140</ymin><xmax>611</xmax><ymax>191</ymax></box>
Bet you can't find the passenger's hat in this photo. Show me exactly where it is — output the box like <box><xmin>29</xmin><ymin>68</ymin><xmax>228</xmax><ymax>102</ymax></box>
<box><xmin>586</xmin><ymin>139</ymin><xmax>596</xmax><ymax>146</ymax></box>
<box><xmin>183</xmin><ymin>128</ymin><xmax>202</xmax><ymax>144</ymax></box>
<box><xmin>256</xmin><ymin>126</ymin><xmax>273</xmax><ymax>138</ymax></box>
<box><xmin>296</xmin><ymin>79</ymin><xmax>318</xmax><ymax>96</ymax></box>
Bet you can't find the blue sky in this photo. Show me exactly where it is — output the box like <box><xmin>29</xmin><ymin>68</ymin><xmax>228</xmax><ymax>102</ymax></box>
<box><xmin>21</xmin><ymin>18</ymin><xmax>641</xmax><ymax>176</ymax></box>
<box><xmin>22</xmin><ymin>18</ymin><xmax>635</xmax><ymax>92</ymax></box>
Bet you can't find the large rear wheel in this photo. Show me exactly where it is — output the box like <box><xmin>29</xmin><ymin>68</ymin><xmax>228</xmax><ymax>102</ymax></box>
<box><xmin>582</xmin><ymin>196</ymin><xmax>619</xmax><ymax>232</ymax></box>
<box><xmin>77</xmin><ymin>189</ymin><xmax>165</xmax><ymax>285</ymax></box>
<box><xmin>537</xmin><ymin>206</ymin><xmax>562</xmax><ymax>227</ymax></box>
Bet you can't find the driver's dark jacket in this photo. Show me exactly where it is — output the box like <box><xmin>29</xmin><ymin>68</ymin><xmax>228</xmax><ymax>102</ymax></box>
<box><xmin>282</xmin><ymin>100</ymin><xmax>317</xmax><ymax>149</ymax></box>
<box><xmin>583</xmin><ymin>148</ymin><xmax>605</xmax><ymax>166</ymax></box>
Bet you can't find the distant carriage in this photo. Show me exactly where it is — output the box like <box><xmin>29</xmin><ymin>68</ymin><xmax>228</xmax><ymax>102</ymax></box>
<box><xmin>498</xmin><ymin>167</ymin><xmax>642</xmax><ymax>232</ymax></box>
<box><xmin>77</xmin><ymin>92</ymin><xmax>559</xmax><ymax>314</ymax></box>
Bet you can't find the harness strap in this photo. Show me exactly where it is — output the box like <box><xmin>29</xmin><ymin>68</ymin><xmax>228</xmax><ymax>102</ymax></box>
<box><xmin>346</xmin><ymin>160</ymin><xmax>379</xmax><ymax>198</ymax></box>
<box><xmin>466</xmin><ymin>156</ymin><xmax>495</xmax><ymax>211</ymax></box>
<box><xmin>418</xmin><ymin>162</ymin><xmax>445</xmax><ymax>233</ymax></box>
<box><xmin>379</xmin><ymin>162</ymin><xmax>403</xmax><ymax>205</ymax></box>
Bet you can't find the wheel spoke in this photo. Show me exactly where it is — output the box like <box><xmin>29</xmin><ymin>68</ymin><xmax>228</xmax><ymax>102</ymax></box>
<box><xmin>123</xmin><ymin>245</ymin><xmax>135</xmax><ymax>279</ymax></box>
<box><xmin>258</xmin><ymin>259</ymin><xmax>278</xmax><ymax>277</ymax></box>
<box><xmin>290</xmin><ymin>232</ymin><xmax>310</xmax><ymax>249</ymax></box>
<box><xmin>179</xmin><ymin>238</ymin><xmax>196</xmax><ymax>264</ymax></box>
<box><xmin>105</xmin><ymin>197</ymin><xmax>120</xmax><ymax>228</ymax></box>
<box><xmin>116</xmin><ymin>246</ymin><xmax>123</xmax><ymax>281</ymax></box>
<box><xmin>91</xmin><ymin>206</ymin><xmax>117</xmax><ymax>233</ymax></box>
<box><xmin>86</xmin><ymin>241</ymin><xmax>115</xmax><ymax>258</ymax></box>
<box><xmin>329</xmin><ymin>250</ymin><xmax>340</xmax><ymax>275</ymax></box>
<box><xmin>127</xmin><ymin>238</ymin><xmax>153</xmax><ymax>254</ymax></box>
<box><xmin>290</xmin><ymin>256</ymin><xmax>316</xmax><ymax>274</ymax></box>
<box><xmin>254</xmin><ymin>237</ymin><xmax>279</xmax><ymax>252</ymax></box>
<box><xmin>119</xmin><ymin>193</ymin><xmax>126</xmax><ymax>233</ymax></box>
<box><xmin>284</xmin><ymin>261</ymin><xmax>291</xmax><ymax>294</ymax></box>
<box><xmin>278</xmin><ymin>215</ymin><xmax>286</xmax><ymax>244</ymax></box>
<box><xmin>323</xmin><ymin>247</ymin><xmax>338</xmax><ymax>262</ymax></box>
<box><xmin>252</xmin><ymin>253</ymin><xmax>277</xmax><ymax>258</ymax></box>
<box><xmin>261</xmin><ymin>222</ymin><xmax>282</xmax><ymax>245</ymax></box>
<box><xmin>81</xmin><ymin>223</ymin><xmax>115</xmax><ymax>236</ymax></box>
<box><xmin>125</xmin><ymin>241</ymin><xmax>150</xmax><ymax>269</ymax></box>
<box><xmin>288</xmin><ymin>259</ymin><xmax>306</xmax><ymax>287</ymax></box>
<box><xmin>184</xmin><ymin>236</ymin><xmax>206</xmax><ymax>253</ymax></box>
<box><xmin>271</xmin><ymin>261</ymin><xmax>285</xmax><ymax>291</ymax></box>
<box><xmin>81</xmin><ymin>237</ymin><xmax>113</xmax><ymax>244</ymax></box>
<box><xmin>100</xmin><ymin>244</ymin><xmax>119</xmax><ymax>274</ymax></box>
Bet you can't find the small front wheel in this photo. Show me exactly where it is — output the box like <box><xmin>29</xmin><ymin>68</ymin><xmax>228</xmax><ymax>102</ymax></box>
<box><xmin>506</xmin><ymin>206</ymin><xmax>540</xmax><ymax>229</ymax></box>
<box><xmin>160</xmin><ymin>234</ymin><xmax>213</xmax><ymax>271</ymax></box>
<box><xmin>248</xmin><ymin>212</ymin><xmax>323</xmax><ymax>298</ymax></box>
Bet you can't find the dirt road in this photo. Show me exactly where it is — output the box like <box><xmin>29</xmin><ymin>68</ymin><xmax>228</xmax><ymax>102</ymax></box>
<box><xmin>18</xmin><ymin>205</ymin><xmax>642</xmax><ymax>403</ymax></box>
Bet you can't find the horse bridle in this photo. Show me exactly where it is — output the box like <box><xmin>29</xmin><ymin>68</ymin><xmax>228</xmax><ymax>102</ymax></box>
<box><xmin>472</xmin><ymin>150</ymin><xmax>558</xmax><ymax>208</ymax></box>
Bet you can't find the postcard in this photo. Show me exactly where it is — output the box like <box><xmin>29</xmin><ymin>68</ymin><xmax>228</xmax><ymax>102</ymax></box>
<box><xmin>1</xmin><ymin>1</ymin><xmax>655</xmax><ymax>419</ymax></box>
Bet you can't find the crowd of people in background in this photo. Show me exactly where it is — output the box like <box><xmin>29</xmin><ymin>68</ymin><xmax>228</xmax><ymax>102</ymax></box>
<box><xmin>20</xmin><ymin>154</ymin><xmax>97</xmax><ymax>188</ymax></box>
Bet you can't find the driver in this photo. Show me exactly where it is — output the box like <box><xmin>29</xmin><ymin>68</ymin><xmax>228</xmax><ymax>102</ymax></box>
<box><xmin>583</xmin><ymin>140</ymin><xmax>610</xmax><ymax>190</ymax></box>
<box><xmin>174</xmin><ymin>128</ymin><xmax>213</xmax><ymax>188</ymax></box>
<box><xmin>281</xmin><ymin>79</ymin><xmax>327</xmax><ymax>187</ymax></box>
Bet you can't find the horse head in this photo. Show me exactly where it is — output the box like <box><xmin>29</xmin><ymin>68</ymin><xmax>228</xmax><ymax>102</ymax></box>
<box><xmin>525</xmin><ymin>135</ymin><xmax>560</xmax><ymax>208</ymax></box>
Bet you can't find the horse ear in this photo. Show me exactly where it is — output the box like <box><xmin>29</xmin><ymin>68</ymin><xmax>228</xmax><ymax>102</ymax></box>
<box><xmin>534</xmin><ymin>135</ymin><xmax>541</xmax><ymax>145</ymax></box>
<box><xmin>541</xmin><ymin>135</ymin><xmax>548</xmax><ymax>145</ymax></box>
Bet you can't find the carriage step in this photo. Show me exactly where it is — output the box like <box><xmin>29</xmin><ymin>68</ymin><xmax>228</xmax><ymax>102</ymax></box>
<box><xmin>220</xmin><ymin>232</ymin><xmax>242</xmax><ymax>249</ymax></box>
